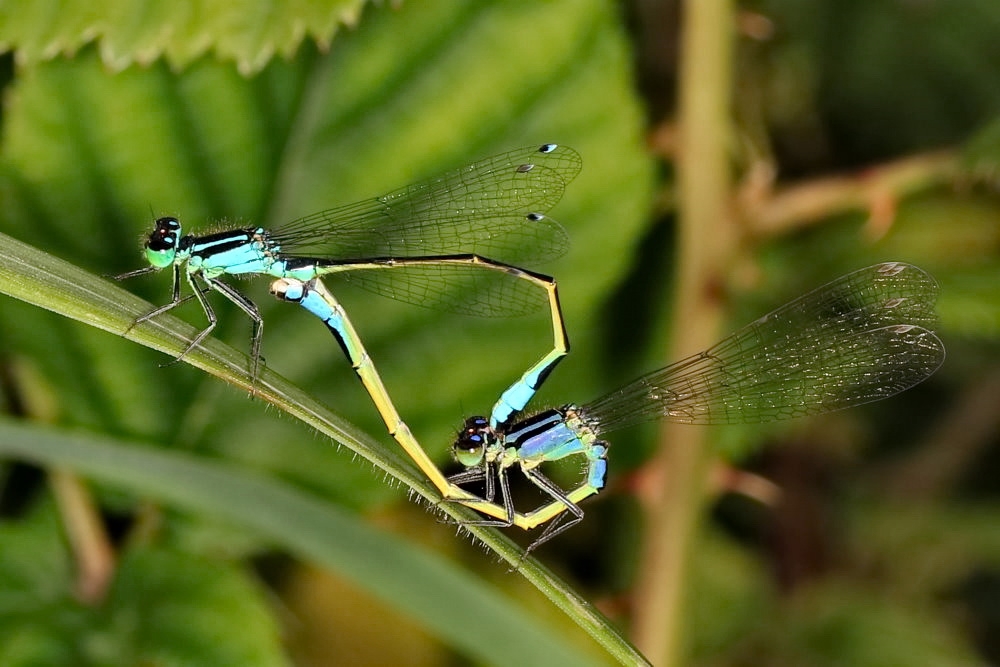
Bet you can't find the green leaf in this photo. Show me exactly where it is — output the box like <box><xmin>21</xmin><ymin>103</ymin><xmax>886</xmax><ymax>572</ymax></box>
<box><xmin>104</xmin><ymin>548</ymin><xmax>288</xmax><ymax>666</ymax></box>
<box><xmin>0</xmin><ymin>502</ymin><xmax>289</xmax><ymax>666</ymax></box>
<box><xmin>0</xmin><ymin>503</ymin><xmax>86</xmax><ymax>666</ymax></box>
<box><xmin>0</xmin><ymin>0</ymin><xmax>368</xmax><ymax>74</ymax></box>
<box><xmin>677</xmin><ymin>527</ymin><xmax>981</xmax><ymax>666</ymax></box>
<box><xmin>0</xmin><ymin>417</ymin><xmax>620</xmax><ymax>666</ymax></box>
<box><xmin>777</xmin><ymin>583</ymin><xmax>981</xmax><ymax>667</ymax></box>
<box><xmin>961</xmin><ymin>116</ymin><xmax>1000</xmax><ymax>186</ymax></box>
<box><xmin>759</xmin><ymin>0</ymin><xmax>1000</xmax><ymax>162</ymax></box>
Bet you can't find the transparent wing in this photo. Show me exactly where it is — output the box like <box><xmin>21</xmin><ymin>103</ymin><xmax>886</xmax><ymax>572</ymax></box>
<box><xmin>583</xmin><ymin>262</ymin><xmax>945</xmax><ymax>431</ymax></box>
<box><xmin>328</xmin><ymin>258</ymin><xmax>552</xmax><ymax>318</ymax></box>
<box><xmin>273</xmin><ymin>144</ymin><xmax>581</xmax><ymax>266</ymax></box>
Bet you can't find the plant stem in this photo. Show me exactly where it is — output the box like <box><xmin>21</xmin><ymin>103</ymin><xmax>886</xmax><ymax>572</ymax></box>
<box><xmin>632</xmin><ymin>1</ymin><xmax>735</xmax><ymax>664</ymax></box>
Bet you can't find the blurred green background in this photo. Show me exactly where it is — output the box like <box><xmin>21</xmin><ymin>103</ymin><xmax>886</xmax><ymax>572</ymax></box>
<box><xmin>0</xmin><ymin>0</ymin><xmax>998</xmax><ymax>665</ymax></box>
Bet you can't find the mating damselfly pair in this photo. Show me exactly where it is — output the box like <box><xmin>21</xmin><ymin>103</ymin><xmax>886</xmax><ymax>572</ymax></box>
<box><xmin>119</xmin><ymin>144</ymin><xmax>945</xmax><ymax>553</ymax></box>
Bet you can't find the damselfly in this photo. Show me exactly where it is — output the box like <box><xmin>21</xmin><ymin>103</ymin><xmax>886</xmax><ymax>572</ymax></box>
<box><xmin>448</xmin><ymin>262</ymin><xmax>946</xmax><ymax>551</ymax></box>
<box><xmin>118</xmin><ymin>144</ymin><xmax>581</xmax><ymax>402</ymax></box>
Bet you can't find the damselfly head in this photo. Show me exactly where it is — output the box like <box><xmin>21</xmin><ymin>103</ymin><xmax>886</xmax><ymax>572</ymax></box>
<box><xmin>143</xmin><ymin>217</ymin><xmax>181</xmax><ymax>268</ymax></box>
<box><xmin>452</xmin><ymin>416</ymin><xmax>496</xmax><ymax>468</ymax></box>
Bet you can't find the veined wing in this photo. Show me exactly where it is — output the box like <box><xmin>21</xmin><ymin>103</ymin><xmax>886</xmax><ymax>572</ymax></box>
<box><xmin>273</xmin><ymin>144</ymin><xmax>581</xmax><ymax>266</ymax></box>
<box><xmin>583</xmin><ymin>262</ymin><xmax>945</xmax><ymax>431</ymax></box>
<box><xmin>327</xmin><ymin>256</ymin><xmax>556</xmax><ymax>318</ymax></box>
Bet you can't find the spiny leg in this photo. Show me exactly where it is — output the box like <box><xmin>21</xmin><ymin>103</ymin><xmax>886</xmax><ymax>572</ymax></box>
<box><xmin>447</xmin><ymin>465</ymin><xmax>494</xmax><ymax>501</ymax></box>
<box><xmin>152</xmin><ymin>273</ymin><xmax>264</xmax><ymax>388</ymax></box>
<box><xmin>121</xmin><ymin>264</ymin><xmax>186</xmax><ymax>335</ymax></box>
<box><xmin>518</xmin><ymin>467</ymin><xmax>586</xmax><ymax>553</ymax></box>
<box><xmin>154</xmin><ymin>271</ymin><xmax>218</xmax><ymax>367</ymax></box>
<box><xmin>114</xmin><ymin>265</ymin><xmax>160</xmax><ymax>281</ymax></box>
<box><xmin>203</xmin><ymin>276</ymin><xmax>263</xmax><ymax>382</ymax></box>
<box><xmin>446</xmin><ymin>465</ymin><xmax>518</xmax><ymax>529</ymax></box>
<box><xmin>441</xmin><ymin>462</ymin><xmax>530</xmax><ymax>525</ymax></box>
<box><xmin>509</xmin><ymin>443</ymin><xmax>607</xmax><ymax>531</ymax></box>
<box><xmin>118</xmin><ymin>264</ymin><xmax>232</xmax><ymax>370</ymax></box>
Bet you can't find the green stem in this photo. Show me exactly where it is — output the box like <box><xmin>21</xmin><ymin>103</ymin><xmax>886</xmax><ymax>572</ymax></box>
<box><xmin>632</xmin><ymin>1</ymin><xmax>735</xmax><ymax>664</ymax></box>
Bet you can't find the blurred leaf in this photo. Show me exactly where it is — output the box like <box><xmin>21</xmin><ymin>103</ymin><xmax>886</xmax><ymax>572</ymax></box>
<box><xmin>852</xmin><ymin>500</ymin><xmax>1000</xmax><ymax>599</ymax></box>
<box><xmin>0</xmin><ymin>502</ymin><xmax>77</xmax><ymax>667</ymax></box>
<box><xmin>0</xmin><ymin>505</ymin><xmax>90</xmax><ymax>665</ymax></box>
<box><xmin>776</xmin><ymin>582</ymin><xmax>981</xmax><ymax>667</ymax></box>
<box><xmin>0</xmin><ymin>418</ymin><xmax>620</xmax><ymax>666</ymax></box>
<box><xmin>0</xmin><ymin>502</ymin><xmax>288</xmax><ymax>666</ymax></box>
<box><xmin>685</xmin><ymin>530</ymin><xmax>774</xmax><ymax>661</ymax></box>
<box><xmin>106</xmin><ymin>548</ymin><xmax>288</xmax><ymax>666</ymax></box>
<box><xmin>758</xmin><ymin>0</ymin><xmax>1000</xmax><ymax>164</ymax></box>
<box><xmin>0</xmin><ymin>0</ymin><xmax>367</xmax><ymax>74</ymax></box>
<box><xmin>684</xmin><ymin>531</ymin><xmax>980</xmax><ymax>666</ymax></box>
<box><xmin>961</xmin><ymin>116</ymin><xmax>1000</xmax><ymax>186</ymax></box>
<box><xmin>679</xmin><ymin>525</ymin><xmax>981</xmax><ymax>666</ymax></box>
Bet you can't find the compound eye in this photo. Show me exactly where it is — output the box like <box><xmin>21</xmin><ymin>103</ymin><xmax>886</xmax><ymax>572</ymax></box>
<box><xmin>453</xmin><ymin>435</ymin><xmax>486</xmax><ymax>467</ymax></box>
<box><xmin>143</xmin><ymin>217</ymin><xmax>182</xmax><ymax>267</ymax></box>
<box><xmin>452</xmin><ymin>416</ymin><xmax>494</xmax><ymax>467</ymax></box>
<box><xmin>146</xmin><ymin>217</ymin><xmax>181</xmax><ymax>251</ymax></box>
